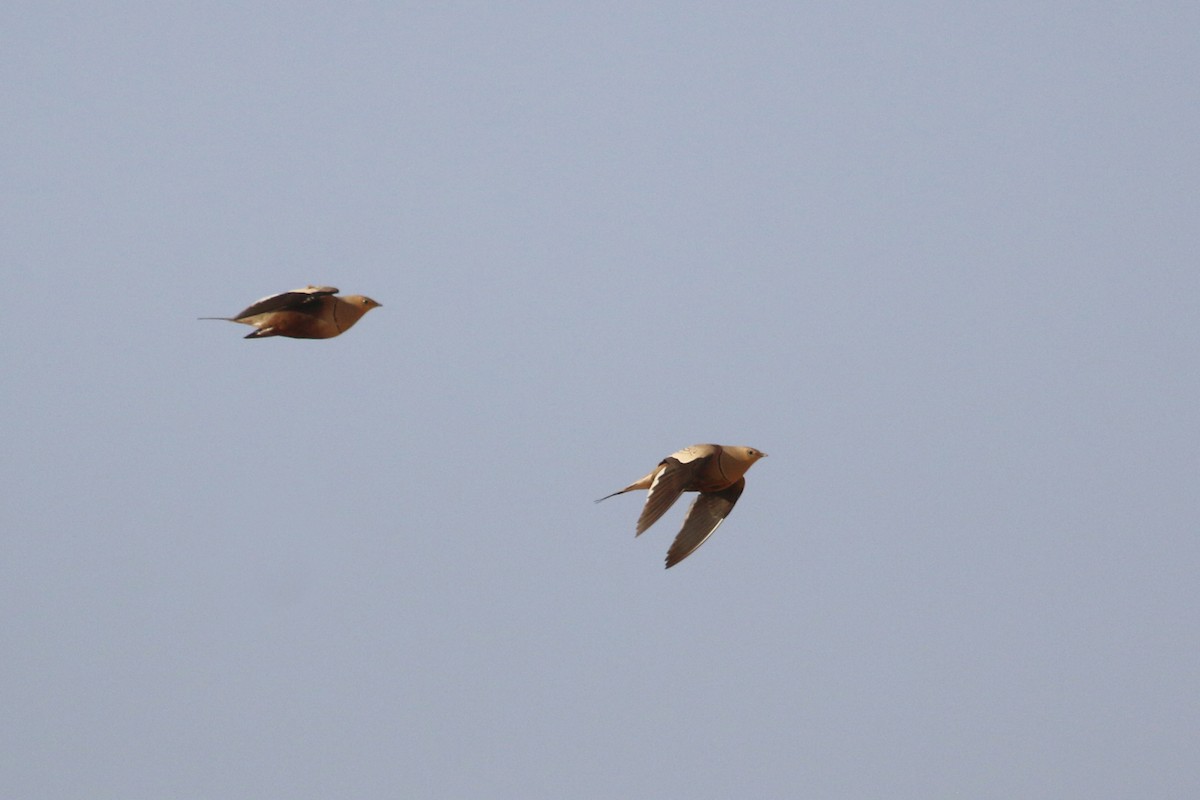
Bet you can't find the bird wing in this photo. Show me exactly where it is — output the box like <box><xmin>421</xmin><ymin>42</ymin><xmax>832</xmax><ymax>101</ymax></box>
<box><xmin>635</xmin><ymin>457</ymin><xmax>699</xmax><ymax>535</ymax></box>
<box><xmin>665</xmin><ymin>477</ymin><xmax>745</xmax><ymax>568</ymax></box>
<box><xmin>233</xmin><ymin>286</ymin><xmax>339</xmax><ymax>319</ymax></box>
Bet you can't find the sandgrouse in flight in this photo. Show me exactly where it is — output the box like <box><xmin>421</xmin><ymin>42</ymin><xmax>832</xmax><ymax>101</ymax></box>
<box><xmin>598</xmin><ymin>443</ymin><xmax>766</xmax><ymax>568</ymax></box>
<box><xmin>202</xmin><ymin>285</ymin><xmax>381</xmax><ymax>339</ymax></box>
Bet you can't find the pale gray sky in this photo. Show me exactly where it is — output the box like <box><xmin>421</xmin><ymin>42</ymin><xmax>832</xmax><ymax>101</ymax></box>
<box><xmin>2</xmin><ymin>3</ymin><xmax>1198</xmax><ymax>798</ymax></box>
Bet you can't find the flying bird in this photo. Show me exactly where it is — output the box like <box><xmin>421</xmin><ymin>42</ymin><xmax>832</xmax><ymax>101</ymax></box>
<box><xmin>597</xmin><ymin>443</ymin><xmax>766</xmax><ymax>568</ymax></box>
<box><xmin>201</xmin><ymin>285</ymin><xmax>381</xmax><ymax>339</ymax></box>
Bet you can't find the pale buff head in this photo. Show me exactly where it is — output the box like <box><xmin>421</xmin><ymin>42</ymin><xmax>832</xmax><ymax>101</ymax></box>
<box><xmin>717</xmin><ymin>445</ymin><xmax>767</xmax><ymax>482</ymax></box>
<box><xmin>341</xmin><ymin>295</ymin><xmax>382</xmax><ymax>313</ymax></box>
<box><xmin>728</xmin><ymin>446</ymin><xmax>766</xmax><ymax>463</ymax></box>
<box><xmin>334</xmin><ymin>295</ymin><xmax>381</xmax><ymax>328</ymax></box>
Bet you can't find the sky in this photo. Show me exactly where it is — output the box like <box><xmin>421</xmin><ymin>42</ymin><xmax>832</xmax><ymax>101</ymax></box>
<box><xmin>2</xmin><ymin>2</ymin><xmax>1198</xmax><ymax>797</ymax></box>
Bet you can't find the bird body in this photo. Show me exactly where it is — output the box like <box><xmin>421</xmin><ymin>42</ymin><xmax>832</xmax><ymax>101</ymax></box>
<box><xmin>598</xmin><ymin>444</ymin><xmax>766</xmax><ymax>567</ymax></box>
<box><xmin>202</xmin><ymin>285</ymin><xmax>381</xmax><ymax>339</ymax></box>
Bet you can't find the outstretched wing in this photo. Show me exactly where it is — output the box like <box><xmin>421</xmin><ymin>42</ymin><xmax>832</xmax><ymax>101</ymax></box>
<box><xmin>233</xmin><ymin>286</ymin><xmax>338</xmax><ymax>319</ymax></box>
<box><xmin>665</xmin><ymin>477</ymin><xmax>745</xmax><ymax>568</ymax></box>
<box><xmin>635</xmin><ymin>457</ymin><xmax>698</xmax><ymax>535</ymax></box>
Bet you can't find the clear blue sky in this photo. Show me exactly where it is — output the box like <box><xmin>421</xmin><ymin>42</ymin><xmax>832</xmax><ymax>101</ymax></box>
<box><xmin>3</xmin><ymin>3</ymin><xmax>1198</xmax><ymax>797</ymax></box>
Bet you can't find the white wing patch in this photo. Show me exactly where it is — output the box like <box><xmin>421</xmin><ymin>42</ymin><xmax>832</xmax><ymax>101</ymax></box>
<box><xmin>645</xmin><ymin>465</ymin><xmax>671</xmax><ymax>500</ymax></box>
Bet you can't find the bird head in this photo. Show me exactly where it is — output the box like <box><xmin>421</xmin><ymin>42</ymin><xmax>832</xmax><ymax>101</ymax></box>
<box><xmin>346</xmin><ymin>296</ymin><xmax>382</xmax><ymax>311</ymax></box>
<box><xmin>731</xmin><ymin>446</ymin><xmax>766</xmax><ymax>463</ymax></box>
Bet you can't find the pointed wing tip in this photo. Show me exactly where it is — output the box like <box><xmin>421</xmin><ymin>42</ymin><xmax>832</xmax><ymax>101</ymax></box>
<box><xmin>634</xmin><ymin>518</ymin><xmax>655</xmax><ymax>536</ymax></box>
<box><xmin>663</xmin><ymin>545</ymin><xmax>692</xmax><ymax>568</ymax></box>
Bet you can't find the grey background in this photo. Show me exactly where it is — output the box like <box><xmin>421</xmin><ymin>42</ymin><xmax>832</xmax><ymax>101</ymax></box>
<box><xmin>3</xmin><ymin>3</ymin><xmax>1197</xmax><ymax>797</ymax></box>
